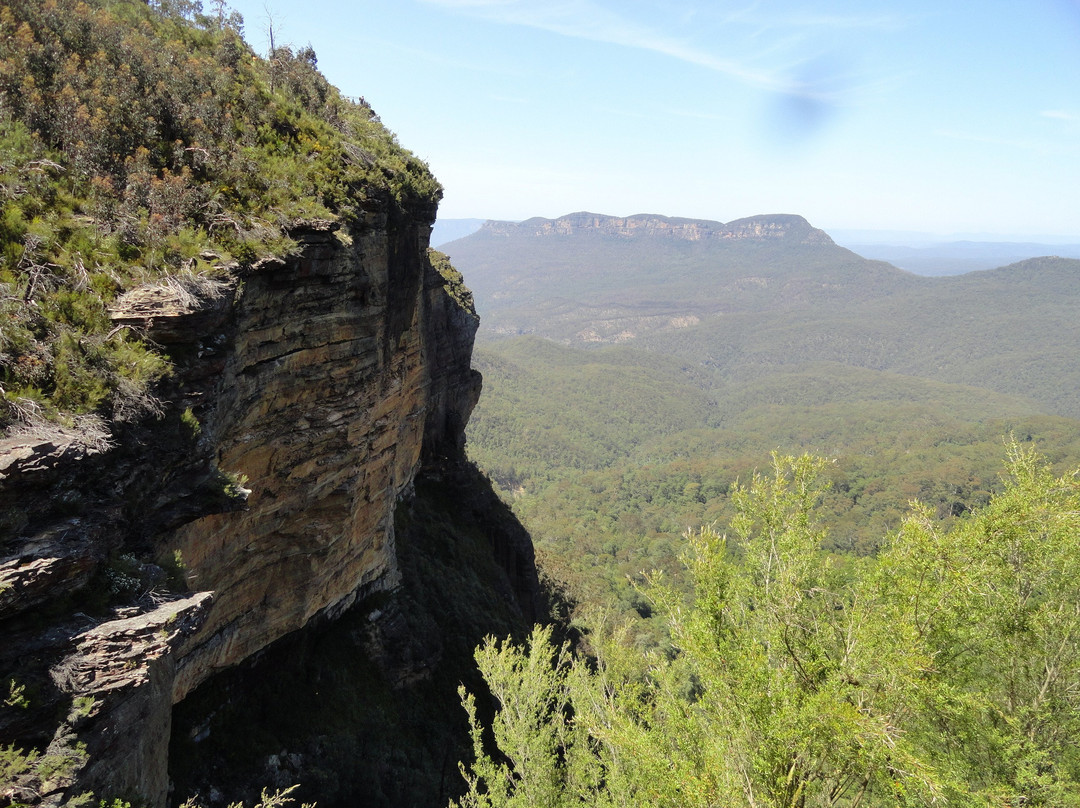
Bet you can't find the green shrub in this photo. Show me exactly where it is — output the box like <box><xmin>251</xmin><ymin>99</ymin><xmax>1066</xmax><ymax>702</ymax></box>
<box><xmin>0</xmin><ymin>0</ymin><xmax>441</xmax><ymax>432</ymax></box>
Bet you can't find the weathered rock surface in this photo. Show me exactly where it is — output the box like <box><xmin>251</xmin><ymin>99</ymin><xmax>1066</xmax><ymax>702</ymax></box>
<box><xmin>165</xmin><ymin>213</ymin><xmax>440</xmax><ymax>703</ymax></box>
<box><xmin>167</xmin><ymin>458</ymin><xmax>542</xmax><ymax>807</ymax></box>
<box><xmin>47</xmin><ymin>594</ymin><xmax>213</xmax><ymax>804</ymax></box>
<box><xmin>0</xmin><ymin>519</ymin><xmax>99</xmax><ymax>620</ymax></box>
<box><xmin>0</xmin><ymin>201</ymin><xmax>535</xmax><ymax>805</ymax></box>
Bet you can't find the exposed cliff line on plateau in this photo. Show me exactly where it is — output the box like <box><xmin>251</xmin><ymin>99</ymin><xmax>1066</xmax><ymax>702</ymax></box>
<box><xmin>483</xmin><ymin>211</ymin><xmax>834</xmax><ymax>244</ymax></box>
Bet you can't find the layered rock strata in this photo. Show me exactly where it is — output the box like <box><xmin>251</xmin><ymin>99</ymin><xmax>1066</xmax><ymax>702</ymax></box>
<box><xmin>0</xmin><ymin>202</ymin><xmax>530</xmax><ymax>805</ymax></box>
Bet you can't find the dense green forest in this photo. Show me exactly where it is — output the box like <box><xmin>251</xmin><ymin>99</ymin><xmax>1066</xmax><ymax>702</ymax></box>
<box><xmin>466</xmin><ymin>336</ymin><xmax>1080</xmax><ymax>619</ymax></box>
<box><xmin>456</xmin><ymin>447</ymin><xmax>1080</xmax><ymax>807</ymax></box>
<box><xmin>449</xmin><ymin>217</ymin><xmax>1080</xmax><ymax>618</ymax></box>
<box><xmin>445</xmin><ymin>214</ymin><xmax>1080</xmax><ymax>806</ymax></box>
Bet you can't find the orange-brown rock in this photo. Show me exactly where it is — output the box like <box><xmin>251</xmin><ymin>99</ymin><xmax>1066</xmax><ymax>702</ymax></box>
<box><xmin>0</xmin><ymin>201</ymin><xmax>520</xmax><ymax>806</ymax></box>
<box><xmin>165</xmin><ymin>215</ymin><xmax>444</xmax><ymax>702</ymax></box>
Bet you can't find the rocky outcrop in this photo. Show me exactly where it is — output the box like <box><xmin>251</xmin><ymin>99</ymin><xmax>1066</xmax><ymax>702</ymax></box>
<box><xmin>718</xmin><ymin>214</ymin><xmax>834</xmax><ymax>244</ymax></box>
<box><xmin>163</xmin><ymin>211</ymin><xmax>442</xmax><ymax>703</ymax></box>
<box><xmin>49</xmin><ymin>594</ymin><xmax>212</xmax><ymax>804</ymax></box>
<box><xmin>483</xmin><ymin>211</ymin><xmax>834</xmax><ymax>244</ymax></box>
<box><xmin>0</xmin><ymin>199</ymin><xmax>531</xmax><ymax>805</ymax></box>
<box><xmin>166</xmin><ymin>458</ymin><xmax>542</xmax><ymax>807</ymax></box>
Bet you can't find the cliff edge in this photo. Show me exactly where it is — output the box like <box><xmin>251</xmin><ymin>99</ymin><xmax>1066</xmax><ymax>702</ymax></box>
<box><xmin>0</xmin><ymin>3</ymin><xmax>539</xmax><ymax>804</ymax></box>
<box><xmin>1</xmin><ymin>203</ymin><xmax>539</xmax><ymax>807</ymax></box>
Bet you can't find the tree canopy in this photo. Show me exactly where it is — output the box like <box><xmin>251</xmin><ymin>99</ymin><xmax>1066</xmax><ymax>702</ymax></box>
<box><xmin>455</xmin><ymin>445</ymin><xmax>1080</xmax><ymax>807</ymax></box>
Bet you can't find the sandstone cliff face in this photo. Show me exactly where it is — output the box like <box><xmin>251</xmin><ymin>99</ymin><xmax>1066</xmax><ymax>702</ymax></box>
<box><xmin>0</xmin><ymin>200</ymin><xmax>528</xmax><ymax>806</ymax></box>
<box><xmin>165</xmin><ymin>211</ymin><xmax>442</xmax><ymax>704</ymax></box>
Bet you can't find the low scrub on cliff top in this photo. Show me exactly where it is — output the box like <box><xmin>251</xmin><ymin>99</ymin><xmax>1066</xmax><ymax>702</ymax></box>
<box><xmin>0</xmin><ymin>0</ymin><xmax>442</xmax><ymax>431</ymax></box>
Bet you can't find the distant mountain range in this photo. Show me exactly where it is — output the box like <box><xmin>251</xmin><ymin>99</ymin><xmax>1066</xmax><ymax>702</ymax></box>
<box><xmin>838</xmin><ymin>240</ymin><xmax>1080</xmax><ymax>276</ymax></box>
<box><xmin>451</xmin><ymin>211</ymin><xmax>1080</xmax><ymax>574</ymax></box>
<box><xmin>435</xmin><ymin>215</ymin><xmax>1080</xmax><ymax>276</ymax></box>
<box><xmin>444</xmin><ymin>211</ymin><xmax>1080</xmax><ymax>419</ymax></box>
<box><xmin>443</xmin><ymin>212</ymin><xmax>919</xmax><ymax>339</ymax></box>
<box><xmin>474</xmin><ymin>211</ymin><xmax>834</xmax><ymax>244</ymax></box>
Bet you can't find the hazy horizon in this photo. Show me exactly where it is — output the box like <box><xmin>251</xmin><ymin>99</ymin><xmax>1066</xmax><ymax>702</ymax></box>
<box><xmin>224</xmin><ymin>0</ymin><xmax>1080</xmax><ymax>240</ymax></box>
<box><xmin>431</xmin><ymin>213</ymin><xmax>1080</xmax><ymax>248</ymax></box>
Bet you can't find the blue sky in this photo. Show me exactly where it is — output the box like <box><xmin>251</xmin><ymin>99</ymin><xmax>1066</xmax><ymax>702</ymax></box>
<box><xmin>222</xmin><ymin>0</ymin><xmax>1080</xmax><ymax>239</ymax></box>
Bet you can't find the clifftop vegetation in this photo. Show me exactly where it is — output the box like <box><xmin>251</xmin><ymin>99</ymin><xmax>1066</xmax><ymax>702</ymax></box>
<box><xmin>0</xmin><ymin>0</ymin><xmax>441</xmax><ymax>430</ymax></box>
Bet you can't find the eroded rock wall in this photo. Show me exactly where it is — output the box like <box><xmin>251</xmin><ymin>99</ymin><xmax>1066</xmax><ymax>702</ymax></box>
<box><xmin>167</xmin><ymin>211</ymin><xmax>439</xmax><ymax>702</ymax></box>
<box><xmin>0</xmin><ymin>199</ymin><xmax>513</xmax><ymax>806</ymax></box>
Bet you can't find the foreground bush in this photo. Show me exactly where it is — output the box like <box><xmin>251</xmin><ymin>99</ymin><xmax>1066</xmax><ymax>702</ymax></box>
<box><xmin>456</xmin><ymin>444</ymin><xmax>1080</xmax><ymax>807</ymax></box>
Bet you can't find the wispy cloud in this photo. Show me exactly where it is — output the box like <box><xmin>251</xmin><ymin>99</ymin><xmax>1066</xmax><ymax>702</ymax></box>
<box><xmin>421</xmin><ymin>0</ymin><xmax>912</xmax><ymax>106</ymax></box>
<box><xmin>765</xmin><ymin>12</ymin><xmax>907</xmax><ymax>30</ymax></box>
<box><xmin>421</xmin><ymin>0</ymin><xmax>785</xmax><ymax>89</ymax></box>
<box><xmin>687</xmin><ymin>2</ymin><xmax>908</xmax><ymax>31</ymax></box>
<box><xmin>1042</xmin><ymin>109</ymin><xmax>1080</xmax><ymax>121</ymax></box>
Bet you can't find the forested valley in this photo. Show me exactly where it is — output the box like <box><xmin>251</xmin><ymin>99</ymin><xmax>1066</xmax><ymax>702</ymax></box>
<box><xmin>443</xmin><ymin>214</ymin><xmax>1080</xmax><ymax>806</ymax></box>
<box><xmin>2</xmin><ymin>0</ymin><xmax>1078</xmax><ymax>802</ymax></box>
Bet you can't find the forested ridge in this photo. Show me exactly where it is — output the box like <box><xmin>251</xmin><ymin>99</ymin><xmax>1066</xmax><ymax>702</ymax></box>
<box><xmin>448</xmin><ymin>219</ymin><xmax>1080</xmax><ymax>619</ymax></box>
<box><xmin>0</xmin><ymin>0</ymin><xmax>438</xmax><ymax>432</ymax></box>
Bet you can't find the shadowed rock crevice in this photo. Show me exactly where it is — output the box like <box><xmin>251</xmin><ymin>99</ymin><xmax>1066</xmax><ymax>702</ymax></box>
<box><xmin>167</xmin><ymin>457</ymin><xmax>541</xmax><ymax>808</ymax></box>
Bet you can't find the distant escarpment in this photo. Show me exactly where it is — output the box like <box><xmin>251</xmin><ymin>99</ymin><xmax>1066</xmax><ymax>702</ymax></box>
<box><xmin>0</xmin><ymin>2</ymin><xmax>539</xmax><ymax>805</ymax></box>
<box><xmin>446</xmin><ymin>210</ymin><xmax>911</xmax><ymax>346</ymax></box>
<box><xmin>481</xmin><ymin>211</ymin><xmax>834</xmax><ymax>244</ymax></box>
